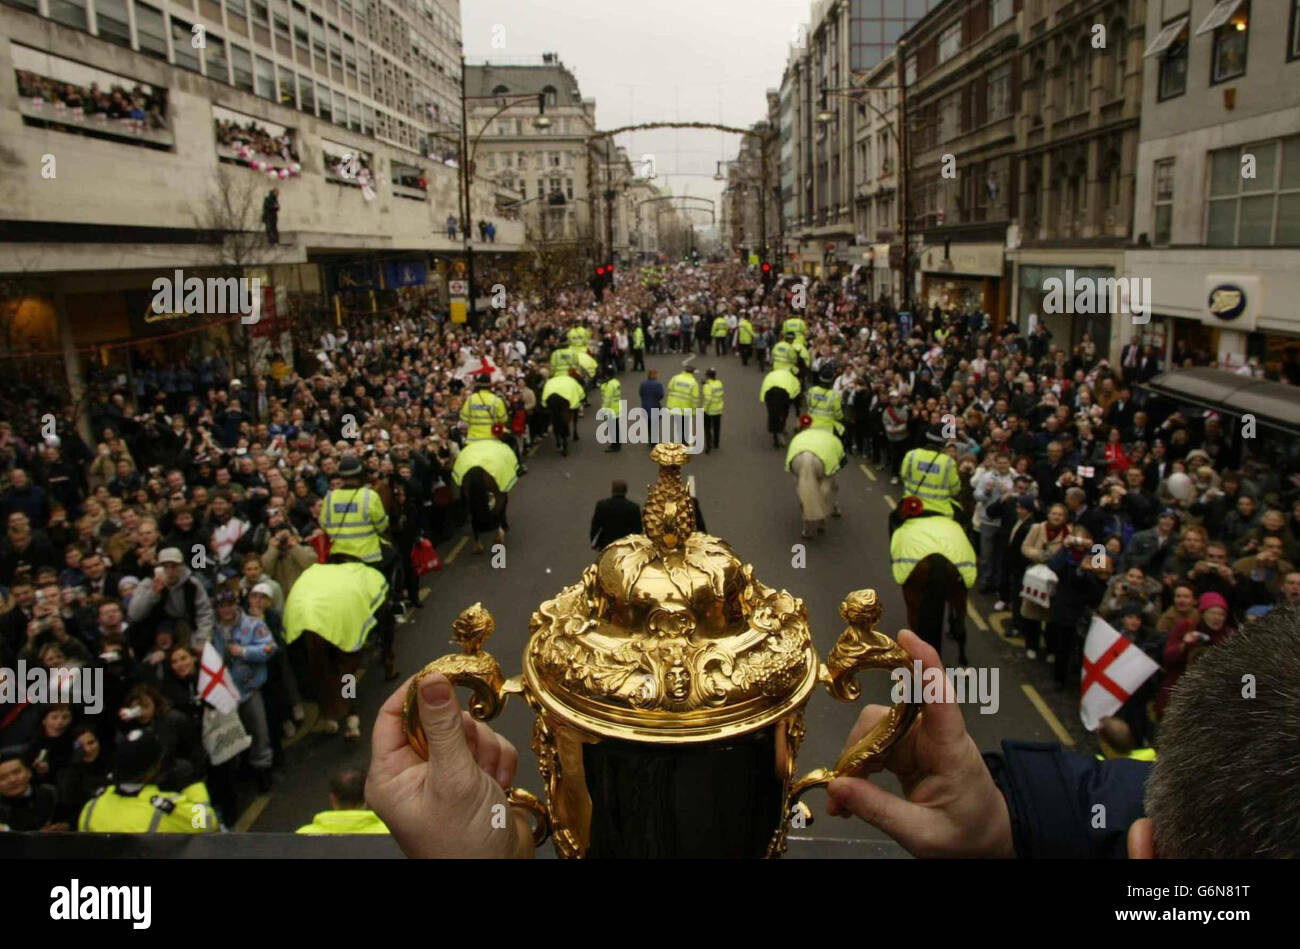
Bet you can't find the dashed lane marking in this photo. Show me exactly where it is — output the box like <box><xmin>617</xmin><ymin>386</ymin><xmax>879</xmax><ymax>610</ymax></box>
<box><xmin>859</xmin><ymin>463</ymin><xmax>877</xmax><ymax>482</ymax></box>
<box><xmin>1021</xmin><ymin>684</ymin><xmax>1075</xmax><ymax>746</ymax></box>
<box><xmin>419</xmin><ymin>586</ymin><xmax>430</xmax><ymax>602</ymax></box>
<box><xmin>882</xmin><ymin>494</ymin><xmax>896</xmax><ymax>509</ymax></box>
<box><xmin>234</xmin><ymin>794</ymin><xmax>271</xmax><ymax>832</ymax></box>
<box><xmin>966</xmin><ymin>602</ymin><xmax>988</xmax><ymax>632</ymax></box>
<box><xmin>444</xmin><ymin>535</ymin><xmax>469</xmax><ymax>565</ymax></box>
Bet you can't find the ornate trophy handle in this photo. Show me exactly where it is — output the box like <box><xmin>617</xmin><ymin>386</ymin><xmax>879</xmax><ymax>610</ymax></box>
<box><xmin>789</xmin><ymin>591</ymin><xmax>921</xmax><ymax>810</ymax></box>
<box><xmin>401</xmin><ymin>604</ymin><xmax>551</xmax><ymax>849</ymax></box>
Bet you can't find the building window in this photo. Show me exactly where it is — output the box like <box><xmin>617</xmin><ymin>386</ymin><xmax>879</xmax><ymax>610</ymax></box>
<box><xmin>349</xmin><ymin>97</ymin><xmax>361</xmax><ymax>132</ymax></box>
<box><xmin>1111</xmin><ymin>20</ymin><xmax>1127</xmax><ymax>98</ymax></box>
<box><xmin>297</xmin><ymin>73</ymin><xmax>314</xmax><ymax>114</ymax></box>
<box><xmin>171</xmin><ymin>17</ymin><xmax>200</xmax><ymax>73</ymax></box>
<box><xmin>938</xmin><ymin>22</ymin><xmax>961</xmax><ymax>64</ymax></box>
<box><xmin>205</xmin><ymin>34</ymin><xmax>228</xmax><ymax>83</ymax></box>
<box><xmin>938</xmin><ymin>91</ymin><xmax>960</xmax><ymax>141</ymax></box>
<box><xmin>1206</xmin><ymin>136</ymin><xmax>1300</xmax><ymax>247</ymax></box>
<box><xmin>1154</xmin><ymin>21</ymin><xmax>1189</xmax><ymax>100</ymax></box>
<box><xmin>1209</xmin><ymin>0</ymin><xmax>1249</xmax><ymax>84</ymax></box>
<box><xmin>47</xmin><ymin>0</ymin><xmax>87</xmax><ymax>30</ymax></box>
<box><xmin>989</xmin><ymin>0</ymin><xmax>1012</xmax><ymax>29</ymax></box>
<box><xmin>227</xmin><ymin>0</ymin><xmax>247</xmax><ymax>19</ymax></box>
<box><xmin>987</xmin><ymin>63</ymin><xmax>1012</xmax><ymax>121</ymax></box>
<box><xmin>542</xmin><ymin>85</ymin><xmax>557</xmax><ymax>107</ymax></box>
<box><xmin>904</xmin><ymin>54</ymin><xmax>917</xmax><ymax>86</ymax></box>
<box><xmin>132</xmin><ymin>2</ymin><xmax>167</xmax><ymax>59</ymax></box>
<box><xmin>277</xmin><ymin>64</ymin><xmax>295</xmax><ymax>107</ymax></box>
<box><xmin>1291</xmin><ymin>0</ymin><xmax>1300</xmax><ymax>60</ymax></box>
<box><xmin>1153</xmin><ymin>158</ymin><xmax>1174</xmax><ymax>246</ymax></box>
<box><xmin>93</xmin><ymin>0</ymin><xmax>132</xmax><ymax>47</ymax></box>
<box><xmin>255</xmin><ymin>55</ymin><xmax>275</xmax><ymax>99</ymax></box>
<box><xmin>230</xmin><ymin>46</ymin><xmax>253</xmax><ymax>92</ymax></box>
<box><xmin>317</xmin><ymin>82</ymin><xmax>331</xmax><ymax>122</ymax></box>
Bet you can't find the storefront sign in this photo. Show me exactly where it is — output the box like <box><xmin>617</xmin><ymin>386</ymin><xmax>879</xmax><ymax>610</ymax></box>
<box><xmin>921</xmin><ymin>243</ymin><xmax>1003</xmax><ymax>277</ymax></box>
<box><xmin>383</xmin><ymin>260</ymin><xmax>428</xmax><ymax>288</ymax></box>
<box><xmin>1203</xmin><ymin>274</ymin><xmax>1259</xmax><ymax>332</ymax></box>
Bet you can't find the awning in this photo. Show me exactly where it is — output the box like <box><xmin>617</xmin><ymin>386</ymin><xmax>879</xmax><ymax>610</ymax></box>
<box><xmin>1139</xmin><ymin>367</ymin><xmax>1300</xmax><ymax>436</ymax></box>
<box><xmin>1143</xmin><ymin>16</ymin><xmax>1189</xmax><ymax>57</ymax></box>
<box><xmin>1195</xmin><ymin>0</ymin><xmax>1244</xmax><ymax>36</ymax></box>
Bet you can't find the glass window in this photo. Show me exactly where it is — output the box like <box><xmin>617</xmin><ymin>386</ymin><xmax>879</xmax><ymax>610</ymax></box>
<box><xmin>297</xmin><ymin>73</ymin><xmax>314</xmax><ymax>114</ymax></box>
<box><xmin>135</xmin><ymin>2</ymin><xmax>168</xmax><ymax>60</ymax></box>
<box><xmin>348</xmin><ymin>98</ymin><xmax>361</xmax><ymax>132</ymax></box>
<box><xmin>989</xmin><ymin>0</ymin><xmax>1011</xmax><ymax>28</ymax></box>
<box><xmin>362</xmin><ymin>104</ymin><xmax>373</xmax><ymax>136</ymax></box>
<box><xmin>317</xmin><ymin>82</ymin><xmax>331</xmax><ymax>122</ymax></box>
<box><xmin>1211</xmin><ymin>1</ymin><xmax>1249</xmax><ymax>84</ymax></box>
<box><xmin>938</xmin><ymin>22</ymin><xmax>961</xmax><ymax>64</ymax></box>
<box><xmin>986</xmin><ymin>63</ymin><xmax>1011</xmax><ymax>121</ymax></box>
<box><xmin>1291</xmin><ymin>0</ymin><xmax>1300</xmax><ymax>60</ymax></box>
<box><xmin>94</xmin><ymin>0</ymin><xmax>132</xmax><ymax>48</ymax></box>
<box><xmin>1158</xmin><ymin>27</ymin><xmax>1188</xmax><ymax>100</ymax></box>
<box><xmin>205</xmin><ymin>33</ymin><xmax>228</xmax><ymax>83</ymax></box>
<box><xmin>1153</xmin><ymin>158</ymin><xmax>1174</xmax><ymax>246</ymax></box>
<box><xmin>230</xmin><ymin>46</ymin><xmax>253</xmax><ymax>91</ymax></box>
<box><xmin>904</xmin><ymin>55</ymin><xmax>917</xmax><ymax>86</ymax></box>
<box><xmin>251</xmin><ymin>0</ymin><xmax>269</xmax><ymax>24</ymax></box>
<box><xmin>254</xmin><ymin>56</ymin><xmax>275</xmax><ymax>99</ymax></box>
<box><xmin>171</xmin><ymin>16</ymin><xmax>201</xmax><ymax>73</ymax></box>
<box><xmin>47</xmin><ymin>0</ymin><xmax>87</xmax><ymax>31</ymax></box>
<box><xmin>1206</xmin><ymin>136</ymin><xmax>1300</xmax><ymax>246</ymax></box>
<box><xmin>226</xmin><ymin>0</ymin><xmax>247</xmax><ymax>19</ymax></box>
<box><xmin>310</xmin><ymin>13</ymin><xmax>326</xmax><ymax>61</ymax></box>
<box><xmin>277</xmin><ymin>65</ymin><xmax>296</xmax><ymax>107</ymax></box>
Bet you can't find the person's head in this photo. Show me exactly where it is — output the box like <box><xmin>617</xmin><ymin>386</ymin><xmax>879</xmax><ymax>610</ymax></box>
<box><xmin>214</xmin><ymin>588</ymin><xmax>240</xmax><ymax>624</ymax></box>
<box><xmin>72</xmin><ymin>725</ymin><xmax>100</xmax><ymax>764</ymax></box>
<box><xmin>1097</xmin><ymin>716</ymin><xmax>1136</xmax><ymax>757</ymax></box>
<box><xmin>1045</xmin><ymin>503</ymin><xmax>1068</xmax><ymax>527</ymax></box>
<box><xmin>1236</xmin><ymin>495</ymin><xmax>1257</xmax><ymax>518</ymax></box>
<box><xmin>97</xmin><ymin>598</ymin><xmax>124</xmax><ymax>632</ymax></box>
<box><xmin>1123</xmin><ymin>567</ymin><xmax>1145</xmax><ymax>588</ymax></box>
<box><xmin>611</xmin><ymin>480</ymin><xmax>627</xmax><ymax>498</ymax></box>
<box><xmin>122</xmin><ymin>683</ymin><xmax>166</xmax><ymax>725</ymax></box>
<box><xmin>157</xmin><ymin>546</ymin><xmax>184</xmax><ymax>584</ymax></box>
<box><xmin>168</xmin><ymin>644</ymin><xmax>199</xmax><ymax>681</ymax></box>
<box><xmin>113</xmin><ymin>729</ymin><xmax>164</xmax><ymax>786</ymax></box>
<box><xmin>328</xmin><ymin>766</ymin><xmax>369</xmax><ymax>811</ymax></box>
<box><xmin>1180</xmin><ymin>525</ymin><xmax>1207</xmax><ymax>556</ymax></box>
<box><xmin>1171</xmin><ymin>584</ymin><xmax>1195</xmax><ymax>611</ymax></box>
<box><xmin>992</xmin><ymin>452</ymin><xmax>1010</xmax><ymax>474</ymax></box>
<box><xmin>1064</xmin><ymin>487</ymin><xmax>1086</xmax><ymax>511</ymax></box>
<box><xmin>0</xmin><ymin>752</ymin><xmax>32</xmax><ymax>798</ymax></box>
<box><xmin>1198</xmin><ymin>592</ymin><xmax>1229</xmax><ymax>629</ymax></box>
<box><xmin>1046</xmin><ymin>441</ymin><xmax>1062</xmax><ymax>464</ymax></box>
<box><xmin>1157</xmin><ymin>510</ymin><xmax>1179</xmax><ymax>534</ymax></box>
<box><xmin>241</xmin><ymin>554</ymin><xmax>264</xmax><ymax>583</ymax></box>
<box><xmin>1140</xmin><ymin>607</ymin><xmax>1300</xmax><ymax>856</ymax></box>
<box><xmin>42</xmin><ymin>703</ymin><xmax>73</xmax><ymax>737</ymax></box>
<box><xmin>1205</xmin><ymin>541</ymin><xmax>1229</xmax><ymax>565</ymax></box>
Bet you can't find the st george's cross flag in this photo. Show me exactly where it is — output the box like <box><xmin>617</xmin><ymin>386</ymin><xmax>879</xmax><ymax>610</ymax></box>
<box><xmin>1079</xmin><ymin>614</ymin><xmax>1161</xmax><ymax>731</ymax></box>
<box><xmin>199</xmin><ymin>641</ymin><xmax>241</xmax><ymax>715</ymax></box>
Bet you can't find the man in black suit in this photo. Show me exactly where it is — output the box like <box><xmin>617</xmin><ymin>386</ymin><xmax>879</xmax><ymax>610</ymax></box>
<box><xmin>589</xmin><ymin>481</ymin><xmax>643</xmax><ymax>550</ymax></box>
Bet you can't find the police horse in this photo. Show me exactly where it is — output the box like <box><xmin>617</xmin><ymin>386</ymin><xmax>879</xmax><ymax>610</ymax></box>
<box><xmin>785</xmin><ymin>421</ymin><xmax>844</xmax><ymax>539</ymax></box>
<box><xmin>891</xmin><ymin>500</ymin><xmax>974</xmax><ymax>667</ymax></box>
<box><xmin>452</xmin><ymin>438</ymin><xmax>518</xmax><ymax>554</ymax></box>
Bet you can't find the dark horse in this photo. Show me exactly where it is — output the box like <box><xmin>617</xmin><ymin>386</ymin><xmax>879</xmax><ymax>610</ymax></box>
<box><xmin>900</xmin><ymin>554</ymin><xmax>969</xmax><ymax>667</ymax></box>
<box><xmin>462</xmin><ymin>465</ymin><xmax>508</xmax><ymax>554</ymax></box>
<box><xmin>764</xmin><ymin>387</ymin><xmax>791</xmax><ymax>448</ymax></box>
<box><xmin>546</xmin><ymin>393</ymin><xmax>576</xmax><ymax>456</ymax></box>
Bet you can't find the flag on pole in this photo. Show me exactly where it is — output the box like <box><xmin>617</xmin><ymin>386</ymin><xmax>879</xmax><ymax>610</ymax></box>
<box><xmin>199</xmin><ymin>641</ymin><xmax>241</xmax><ymax>715</ymax></box>
<box><xmin>1079</xmin><ymin>615</ymin><xmax>1161</xmax><ymax>731</ymax></box>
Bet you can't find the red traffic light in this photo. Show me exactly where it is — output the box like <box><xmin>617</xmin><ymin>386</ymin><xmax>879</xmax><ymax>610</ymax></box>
<box><xmin>761</xmin><ymin>263</ymin><xmax>771</xmax><ymax>272</ymax></box>
<box><xmin>596</xmin><ymin>267</ymin><xmax>606</xmax><ymax>275</ymax></box>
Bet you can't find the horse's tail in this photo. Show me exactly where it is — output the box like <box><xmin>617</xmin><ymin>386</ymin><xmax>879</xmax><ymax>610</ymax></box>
<box><xmin>915</xmin><ymin>554</ymin><xmax>953</xmax><ymax>658</ymax></box>
<box><xmin>546</xmin><ymin>394</ymin><xmax>569</xmax><ymax>438</ymax></box>
<box><xmin>765</xmin><ymin>388</ymin><xmax>789</xmax><ymax>434</ymax></box>
<box><xmin>791</xmin><ymin>452</ymin><xmax>828</xmax><ymax>523</ymax></box>
<box><xmin>463</xmin><ymin>466</ymin><xmax>494</xmax><ymax>530</ymax></box>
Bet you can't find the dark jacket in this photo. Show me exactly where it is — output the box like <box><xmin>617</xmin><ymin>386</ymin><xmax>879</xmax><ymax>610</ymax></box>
<box><xmin>590</xmin><ymin>495</ymin><xmax>642</xmax><ymax>549</ymax></box>
<box><xmin>987</xmin><ymin>740</ymin><xmax>1148</xmax><ymax>858</ymax></box>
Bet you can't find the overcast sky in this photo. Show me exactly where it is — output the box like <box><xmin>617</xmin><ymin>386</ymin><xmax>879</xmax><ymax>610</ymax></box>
<box><xmin>461</xmin><ymin>0</ymin><xmax>810</xmax><ymax>233</ymax></box>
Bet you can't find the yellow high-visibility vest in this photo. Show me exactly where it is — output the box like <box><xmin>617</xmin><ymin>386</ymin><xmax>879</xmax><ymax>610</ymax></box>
<box><xmin>702</xmin><ymin>379</ymin><xmax>725</xmax><ymax>415</ymax></box>
<box><xmin>320</xmin><ymin>486</ymin><xmax>388</xmax><ymax>563</ymax></box>
<box><xmin>459</xmin><ymin>389</ymin><xmax>507</xmax><ymax>440</ymax></box>
<box><xmin>550</xmin><ymin>348</ymin><xmax>579</xmax><ymax>373</ymax></box>
<box><xmin>900</xmin><ymin>447</ymin><xmax>961</xmax><ymax>516</ymax></box>
<box><xmin>889</xmin><ymin>516</ymin><xmax>978</xmax><ymax>587</ymax></box>
<box><xmin>296</xmin><ymin>808</ymin><xmax>391</xmax><ymax>834</ymax></box>
<box><xmin>541</xmin><ymin>374</ymin><xmax>585</xmax><ymax>409</ymax></box>
<box><xmin>785</xmin><ymin>427</ymin><xmax>846</xmax><ymax>476</ymax></box>
<box><xmin>760</xmin><ymin>368</ymin><xmax>801</xmax><ymax>402</ymax></box>
<box><xmin>601</xmin><ymin>377</ymin><xmax>622</xmax><ymax>411</ymax></box>
<box><xmin>665</xmin><ymin>372</ymin><xmax>701</xmax><ymax>409</ymax></box>
<box><xmin>782</xmin><ymin>316</ymin><xmax>807</xmax><ymax>342</ymax></box>
<box><xmin>283</xmin><ymin>561</ymin><xmax>389</xmax><ymax>652</ymax></box>
<box><xmin>78</xmin><ymin>782</ymin><xmax>217</xmax><ymax>834</ymax></box>
<box><xmin>805</xmin><ymin>386</ymin><xmax>843</xmax><ymax>433</ymax></box>
<box><xmin>452</xmin><ymin>439</ymin><xmax>518</xmax><ymax>493</ymax></box>
<box><xmin>711</xmin><ymin>316</ymin><xmax>728</xmax><ymax>338</ymax></box>
<box><xmin>738</xmin><ymin>319</ymin><xmax>755</xmax><ymax>344</ymax></box>
<box><xmin>771</xmin><ymin>341</ymin><xmax>797</xmax><ymax>371</ymax></box>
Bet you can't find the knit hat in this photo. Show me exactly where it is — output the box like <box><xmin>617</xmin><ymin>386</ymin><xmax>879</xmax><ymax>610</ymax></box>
<box><xmin>1198</xmin><ymin>592</ymin><xmax>1229</xmax><ymax>614</ymax></box>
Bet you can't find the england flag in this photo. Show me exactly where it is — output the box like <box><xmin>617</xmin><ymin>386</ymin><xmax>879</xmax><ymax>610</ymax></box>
<box><xmin>1079</xmin><ymin>615</ymin><xmax>1161</xmax><ymax>731</ymax></box>
<box><xmin>199</xmin><ymin>641</ymin><xmax>241</xmax><ymax>715</ymax></box>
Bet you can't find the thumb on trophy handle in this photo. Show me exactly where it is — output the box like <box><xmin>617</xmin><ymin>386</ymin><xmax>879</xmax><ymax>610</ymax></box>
<box><xmin>414</xmin><ymin>675</ymin><xmax>481</xmax><ymax>789</ymax></box>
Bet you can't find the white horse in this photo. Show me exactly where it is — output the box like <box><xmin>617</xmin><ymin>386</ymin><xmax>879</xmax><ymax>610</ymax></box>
<box><xmin>790</xmin><ymin>451</ymin><xmax>842</xmax><ymax>539</ymax></box>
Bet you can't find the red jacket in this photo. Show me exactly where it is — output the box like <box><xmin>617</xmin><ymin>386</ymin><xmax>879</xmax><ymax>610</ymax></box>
<box><xmin>1156</xmin><ymin>618</ymin><xmax>1233</xmax><ymax>716</ymax></box>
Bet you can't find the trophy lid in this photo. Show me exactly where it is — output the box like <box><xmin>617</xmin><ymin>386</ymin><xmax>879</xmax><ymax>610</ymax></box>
<box><xmin>522</xmin><ymin>444</ymin><xmax>820</xmax><ymax>743</ymax></box>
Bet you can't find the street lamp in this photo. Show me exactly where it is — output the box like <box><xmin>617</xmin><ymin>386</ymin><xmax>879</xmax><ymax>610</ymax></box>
<box><xmin>456</xmin><ymin>57</ymin><xmax>551</xmax><ymax>326</ymax></box>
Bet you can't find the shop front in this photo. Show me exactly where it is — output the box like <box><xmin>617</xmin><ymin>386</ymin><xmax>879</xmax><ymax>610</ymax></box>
<box><xmin>1016</xmin><ymin>263</ymin><xmax>1117</xmax><ymax>359</ymax></box>
<box><xmin>919</xmin><ymin>242</ymin><xmax>1004</xmax><ymax>318</ymax></box>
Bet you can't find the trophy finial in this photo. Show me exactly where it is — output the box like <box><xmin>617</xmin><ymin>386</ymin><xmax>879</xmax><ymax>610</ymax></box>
<box><xmin>643</xmin><ymin>443</ymin><xmax>695</xmax><ymax>551</ymax></box>
<box><xmin>451</xmin><ymin>602</ymin><xmax>494</xmax><ymax>652</ymax></box>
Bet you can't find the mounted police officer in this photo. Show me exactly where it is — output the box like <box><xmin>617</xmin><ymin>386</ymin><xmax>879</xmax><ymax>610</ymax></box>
<box><xmin>805</xmin><ymin>366</ymin><xmax>844</xmax><ymax>440</ymax></box>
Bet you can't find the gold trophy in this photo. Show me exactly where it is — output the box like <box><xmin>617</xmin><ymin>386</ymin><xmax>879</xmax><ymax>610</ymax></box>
<box><xmin>403</xmin><ymin>444</ymin><xmax>919</xmax><ymax>858</ymax></box>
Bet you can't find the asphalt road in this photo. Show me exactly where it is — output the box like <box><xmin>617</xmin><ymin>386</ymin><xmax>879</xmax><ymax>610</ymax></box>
<box><xmin>254</xmin><ymin>349</ymin><xmax>1093</xmax><ymax>852</ymax></box>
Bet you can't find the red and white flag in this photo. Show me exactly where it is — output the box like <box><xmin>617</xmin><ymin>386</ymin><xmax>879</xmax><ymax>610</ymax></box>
<box><xmin>199</xmin><ymin>641</ymin><xmax>241</xmax><ymax>715</ymax></box>
<box><xmin>1079</xmin><ymin>615</ymin><xmax>1161</xmax><ymax>731</ymax></box>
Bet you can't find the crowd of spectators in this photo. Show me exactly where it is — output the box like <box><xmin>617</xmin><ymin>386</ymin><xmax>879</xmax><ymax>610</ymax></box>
<box><xmin>215</xmin><ymin>116</ymin><xmax>300</xmax><ymax>164</ymax></box>
<box><xmin>17</xmin><ymin>69</ymin><xmax>166</xmax><ymax>130</ymax></box>
<box><xmin>3</xmin><ymin>259</ymin><xmax>1297</xmax><ymax>832</ymax></box>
